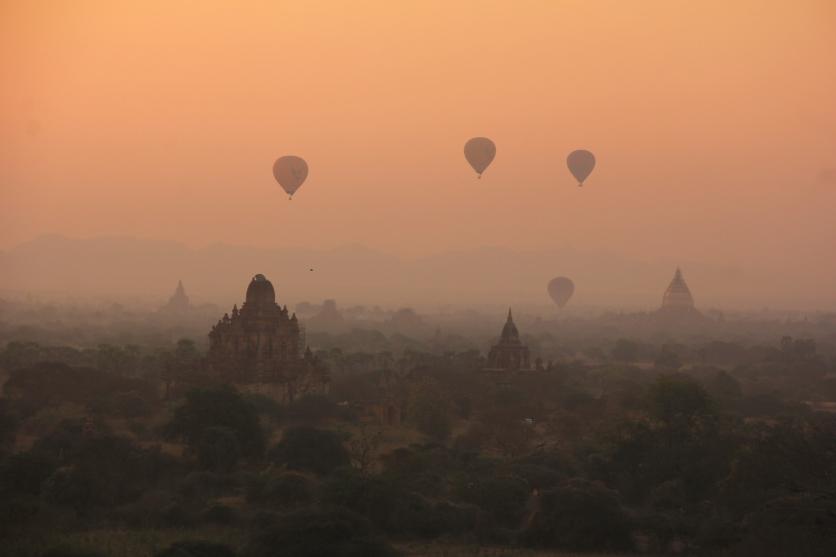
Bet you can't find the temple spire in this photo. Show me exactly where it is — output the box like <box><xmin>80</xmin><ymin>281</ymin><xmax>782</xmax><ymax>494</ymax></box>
<box><xmin>661</xmin><ymin>267</ymin><xmax>695</xmax><ymax>310</ymax></box>
<box><xmin>161</xmin><ymin>279</ymin><xmax>190</xmax><ymax>313</ymax></box>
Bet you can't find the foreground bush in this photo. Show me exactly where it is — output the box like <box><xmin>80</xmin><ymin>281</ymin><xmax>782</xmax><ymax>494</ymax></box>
<box><xmin>247</xmin><ymin>470</ymin><xmax>315</xmax><ymax>509</ymax></box>
<box><xmin>522</xmin><ymin>479</ymin><xmax>633</xmax><ymax>552</ymax></box>
<box><xmin>166</xmin><ymin>387</ymin><xmax>265</xmax><ymax>459</ymax></box>
<box><xmin>268</xmin><ymin>426</ymin><xmax>349</xmax><ymax>475</ymax></box>
<box><xmin>246</xmin><ymin>506</ymin><xmax>398</xmax><ymax>557</ymax></box>
<box><xmin>321</xmin><ymin>467</ymin><xmax>478</xmax><ymax>539</ymax></box>
<box><xmin>155</xmin><ymin>540</ymin><xmax>237</xmax><ymax>557</ymax></box>
<box><xmin>727</xmin><ymin>493</ymin><xmax>836</xmax><ymax>557</ymax></box>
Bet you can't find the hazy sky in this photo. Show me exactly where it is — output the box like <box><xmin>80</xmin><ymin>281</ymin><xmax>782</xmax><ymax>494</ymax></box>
<box><xmin>2</xmin><ymin>1</ymin><xmax>835</xmax><ymax>305</ymax></box>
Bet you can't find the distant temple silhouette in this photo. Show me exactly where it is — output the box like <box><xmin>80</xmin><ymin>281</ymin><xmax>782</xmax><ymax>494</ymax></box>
<box><xmin>485</xmin><ymin>308</ymin><xmax>531</xmax><ymax>371</ymax></box>
<box><xmin>206</xmin><ymin>274</ymin><xmax>328</xmax><ymax>401</ymax></box>
<box><xmin>161</xmin><ymin>280</ymin><xmax>191</xmax><ymax>313</ymax></box>
<box><xmin>657</xmin><ymin>268</ymin><xmax>703</xmax><ymax>319</ymax></box>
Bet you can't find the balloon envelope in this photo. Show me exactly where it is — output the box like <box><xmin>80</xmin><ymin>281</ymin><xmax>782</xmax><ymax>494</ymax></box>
<box><xmin>273</xmin><ymin>156</ymin><xmax>309</xmax><ymax>197</ymax></box>
<box><xmin>464</xmin><ymin>137</ymin><xmax>496</xmax><ymax>177</ymax></box>
<box><xmin>547</xmin><ymin>277</ymin><xmax>575</xmax><ymax>308</ymax></box>
<box><xmin>567</xmin><ymin>150</ymin><xmax>596</xmax><ymax>186</ymax></box>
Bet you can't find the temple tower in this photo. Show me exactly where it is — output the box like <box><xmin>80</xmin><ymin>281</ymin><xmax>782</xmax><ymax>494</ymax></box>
<box><xmin>207</xmin><ymin>274</ymin><xmax>327</xmax><ymax>401</ymax></box>
<box><xmin>485</xmin><ymin>308</ymin><xmax>531</xmax><ymax>371</ymax></box>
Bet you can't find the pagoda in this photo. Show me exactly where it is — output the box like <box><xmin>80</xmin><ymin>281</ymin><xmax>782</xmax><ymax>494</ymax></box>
<box><xmin>657</xmin><ymin>268</ymin><xmax>703</xmax><ymax>319</ymax></box>
<box><xmin>485</xmin><ymin>308</ymin><xmax>531</xmax><ymax>371</ymax></box>
<box><xmin>161</xmin><ymin>280</ymin><xmax>191</xmax><ymax>313</ymax></box>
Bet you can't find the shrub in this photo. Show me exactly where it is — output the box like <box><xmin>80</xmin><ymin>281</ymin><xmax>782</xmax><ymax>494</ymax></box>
<box><xmin>166</xmin><ymin>387</ymin><xmax>265</xmax><ymax>458</ymax></box>
<box><xmin>154</xmin><ymin>540</ymin><xmax>237</xmax><ymax>557</ymax></box>
<box><xmin>268</xmin><ymin>427</ymin><xmax>349</xmax><ymax>475</ymax></box>
<box><xmin>647</xmin><ymin>374</ymin><xmax>712</xmax><ymax>424</ymax></box>
<box><xmin>410</xmin><ymin>389</ymin><xmax>452</xmax><ymax>441</ymax></box>
<box><xmin>321</xmin><ymin>467</ymin><xmax>475</xmax><ymax>539</ymax></box>
<box><xmin>201</xmin><ymin>503</ymin><xmax>240</xmax><ymax>525</ymax></box>
<box><xmin>42</xmin><ymin>548</ymin><xmax>106</xmax><ymax>557</ymax></box>
<box><xmin>247</xmin><ymin>470</ymin><xmax>314</xmax><ymax>509</ymax></box>
<box><xmin>197</xmin><ymin>427</ymin><xmax>242</xmax><ymax>471</ymax></box>
<box><xmin>285</xmin><ymin>395</ymin><xmax>339</xmax><ymax>424</ymax></box>
<box><xmin>246</xmin><ymin>506</ymin><xmax>397</xmax><ymax>557</ymax></box>
<box><xmin>0</xmin><ymin>451</ymin><xmax>55</xmax><ymax>496</ymax></box>
<box><xmin>112</xmin><ymin>390</ymin><xmax>151</xmax><ymax>418</ymax></box>
<box><xmin>728</xmin><ymin>493</ymin><xmax>836</xmax><ymax>557</ymax></box>
<box><xmin>522</xmin><ymin>479</ymin><xmax>633</xmax><ymax>552</ymax></box>
<box><xmin>38</xmin><ymin>433</ymin><xmax>178</xmax><ymax>512</ymax></box>
<box><xmin>456</xmin><ymin>474</ymin><xmax>530</xmax><ymax>527</ymax></box>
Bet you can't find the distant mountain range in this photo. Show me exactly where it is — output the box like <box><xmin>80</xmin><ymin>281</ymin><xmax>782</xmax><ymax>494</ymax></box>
<box><xmin>0</xmin><ymin>235</ymin><xmax>826</xmax><ymax>311</ymax></box>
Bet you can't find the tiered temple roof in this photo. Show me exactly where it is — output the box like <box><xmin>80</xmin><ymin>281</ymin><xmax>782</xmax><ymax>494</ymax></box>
<box><xmin>206</xmin><ymin>274</ymin><xmax>327</xmax><ymax>400</ymax></box>
<box><xmin>485</xmin><ymin>308</ymin><xmax>531</xmax><ymax>371</ymax></box>
<box><xmin>658</xmin><ymin>267</ymin><xmax>703</xmax><ymax>319</ymax></box>
<box><xmin>161</xmin><ymin>280</ymin><xmax>191</xmax><ymax>313</ymax></box>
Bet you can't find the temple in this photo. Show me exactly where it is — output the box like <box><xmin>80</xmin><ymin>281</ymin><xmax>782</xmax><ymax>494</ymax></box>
<box><xmin>160</xmin><ymin>280</ymin><xmax>191</xmax><ymax>313</ymax></box>
<box><xmin>485</xmin><ymin>308</ymin><xmax>531</xmax><ymax>371</ymax></box>
<box><xmin>657</xmin><ymin>267</ymin><xmax>703</xmax><ymax>319</ymax></box>
<box><xmin>206</xmin><ymin>274</ymin><xmax>328</xmax><ymax>401</ymax></box>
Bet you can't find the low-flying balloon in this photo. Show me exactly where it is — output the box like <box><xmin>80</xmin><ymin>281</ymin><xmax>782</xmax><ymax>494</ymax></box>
<box><xmin>547</xmin><ymin>277</ymin><xmax>575</xmax><ymax>308</ymax></box>
<box><xmin>464</xmin><ymin>137</ymin><xmax>496</xmax><ymax>178</ymax></box>
<box><xmin>567</xmin><ymin>149</ymin><xmax>595</xmax><ymax>186</ymax></box>
<box><xmin>273</xmin><ymin>155</ymin><xmax>309</xmax><ymax>199</ymax></box>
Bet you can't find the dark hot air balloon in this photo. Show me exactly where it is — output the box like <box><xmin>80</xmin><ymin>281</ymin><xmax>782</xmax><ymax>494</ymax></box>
<box><xmin>567</xmin><ymin>149</ymin><xmax>596</xmax><ymax>186</ymax></box>
<box><xmin>273</xmin><ymin>155</ymin><xmax>309</xmax><ymax>199</ymax></box>
<box><xmin>547</xmin><ymin>277</ymin><xmax>575</xmax><ymax>308</ymax></box>
<box><xmin>464</xmin><ymin>137</ymin><xmax>496</xmax><ymax>178</ymax></box>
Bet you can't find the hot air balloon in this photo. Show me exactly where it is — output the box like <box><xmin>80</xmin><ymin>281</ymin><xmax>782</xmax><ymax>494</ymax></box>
<box><xmin>273</xmin><ymin>155</ymin><xmax>309</xmax><ymax>199</ymax></box>
<box><xmin>464</xmin><ymin>137</ymin><xmax>496</xmax><ymax>178</ymax></box>
<box><xmin>567</xmin><ymin>149</ymin><xmax>596</xmax><ymax>186</ymax></box>
<box><xmin>547</xmin><ymin>277</ymin><xmax>575</xmax><ymax>308</ymax></box>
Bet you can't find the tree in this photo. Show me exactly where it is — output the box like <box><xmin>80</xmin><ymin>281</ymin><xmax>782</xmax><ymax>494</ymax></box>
<box><xmin>727</xmin><ymin>493</ymin><xmax>836</xmax><ymax>557</ymax></box>
<box><xmin>0</xmin><ymin>400</ymin><xmax>17</xmax><ymax>455</ymax></box>
<box><xmin>612</xmin><ymin>339</ymin><xmax>640</xmax><ymax>363</ymax></box>
<box><xmin>247</xmin><ymin>471</ymin><xmax>314</xmax><ymax>509</ymax></box>
<box><xmin>285</xmin><ymin>394</ymin><xmax>338</xmax><ymax>424</ymax></box>
<box><xmin>410</xmin><ymin>386</ymin><xmax>452</xmax><ymax>441</ymax></box>
<box><xmin>166</xmin><ymin>386</ymin><xmax>264</xmax><ymax>458</ymax></box>
<box><xmin>197</xmin><ymin>426</ymin><xmax>241</xmax><ymax>471</ymax></box>
<box><xmin>347</xmin><ymin>425</ymin><xmax>383</xmax><ymax>472</ymax></box>
<box><xmin>247</xmin><ymin>507</ymin><xmax>397</xmax><ymax>557</ymax></box>
<box><xmin>647</xmin><ymin>374</ymin><xmax>712</xmax><ymax>425</ymax></box>
<box><xmin>39</xmin><ymin>434</ymin><xmax>175</xmax><ymax>512</ymax></box>
<box><xmin>0</xmin><ymin>451</ymin><xmax>55</xmax><ymax>497</ymax></box>
<box><xmin>269</xmin><ymin>426</ymin><xmax>350</xmax><ymax>475</ymax></box>
<box><xmin>3</xmin><ymin>362</ymin><xmax>155</xmax><ymax>408</ymax></box>
<box><xmin>522</xmin><ymin>479</ymin><xmax>633</xmax><ymax>552</ymax></box>
<box><xmin>654</xmin><ymin>344</ymin><xmax>683</xmax><ymax>371</ymax></box>
<box><xmin>456</xmin><ymin>473</ymin><xmax>530</xmax><ymax>528</ymax></box>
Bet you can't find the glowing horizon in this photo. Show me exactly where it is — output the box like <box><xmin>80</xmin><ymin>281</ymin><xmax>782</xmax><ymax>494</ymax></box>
<box><xmin>2</xmin><ymin>1</ymin><xmax>835</xmax><ymax>307</ymax></box>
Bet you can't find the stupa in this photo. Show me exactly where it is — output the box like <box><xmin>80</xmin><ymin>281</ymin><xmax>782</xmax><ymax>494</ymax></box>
<box><xmin>657</xmin><ymin>268</ymin><xmax>703</xmax><ymax>319</ymax></box>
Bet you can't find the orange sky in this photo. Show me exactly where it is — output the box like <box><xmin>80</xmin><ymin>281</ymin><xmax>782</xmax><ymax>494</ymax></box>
<box><xmin>1</xmin><ymin>1</ymin><xmax>835</xmax><ymax>305</ymax></box>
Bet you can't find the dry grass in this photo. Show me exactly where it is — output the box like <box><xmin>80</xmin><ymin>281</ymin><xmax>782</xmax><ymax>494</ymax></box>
<box><xmin>5</xmin><ymin>530</ymin><xmax>639</xmax><ymax>557</ymax></box>
<box><xmin>4</xmin><ymin>527</ymin><xmax>246</xmax><ymax>557</ymax></box>
<box><xmin>398</xmin><ymin>543</ymin><xmax>635</xmax><ymax>557</ymax></box>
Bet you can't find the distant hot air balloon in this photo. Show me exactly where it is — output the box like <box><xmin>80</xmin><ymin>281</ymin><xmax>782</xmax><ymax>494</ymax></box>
<box><xmin>464</xmin><ymin>137</ymin><xmax>496</xmax><ymax>178</ymax></box>
<box><xmin>547</xmin><ymin>277</ymin><xmax>575</xmax><ymax>308</ymax></box>
<box><xmin>567</xmin><ymin>149</ymin><xmax>596</xmax><ymax>186</ymax></box>
<box><xmin>273</xmin><ymin>155</ymin><xmax>309</xmax><ymax>199</ymax></box>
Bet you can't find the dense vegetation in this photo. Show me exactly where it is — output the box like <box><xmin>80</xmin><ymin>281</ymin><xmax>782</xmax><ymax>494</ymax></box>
<box><xmin>1</xmin><ymin>315</ymin><xmax>836</xmax><ymax>556</ymax></box>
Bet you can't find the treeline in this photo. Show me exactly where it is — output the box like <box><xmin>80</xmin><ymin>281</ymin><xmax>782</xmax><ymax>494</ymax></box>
<box><xmin>1</xmin><ymin>336</ymin><xmax>836</xmax><ymax>556</ymax></box>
